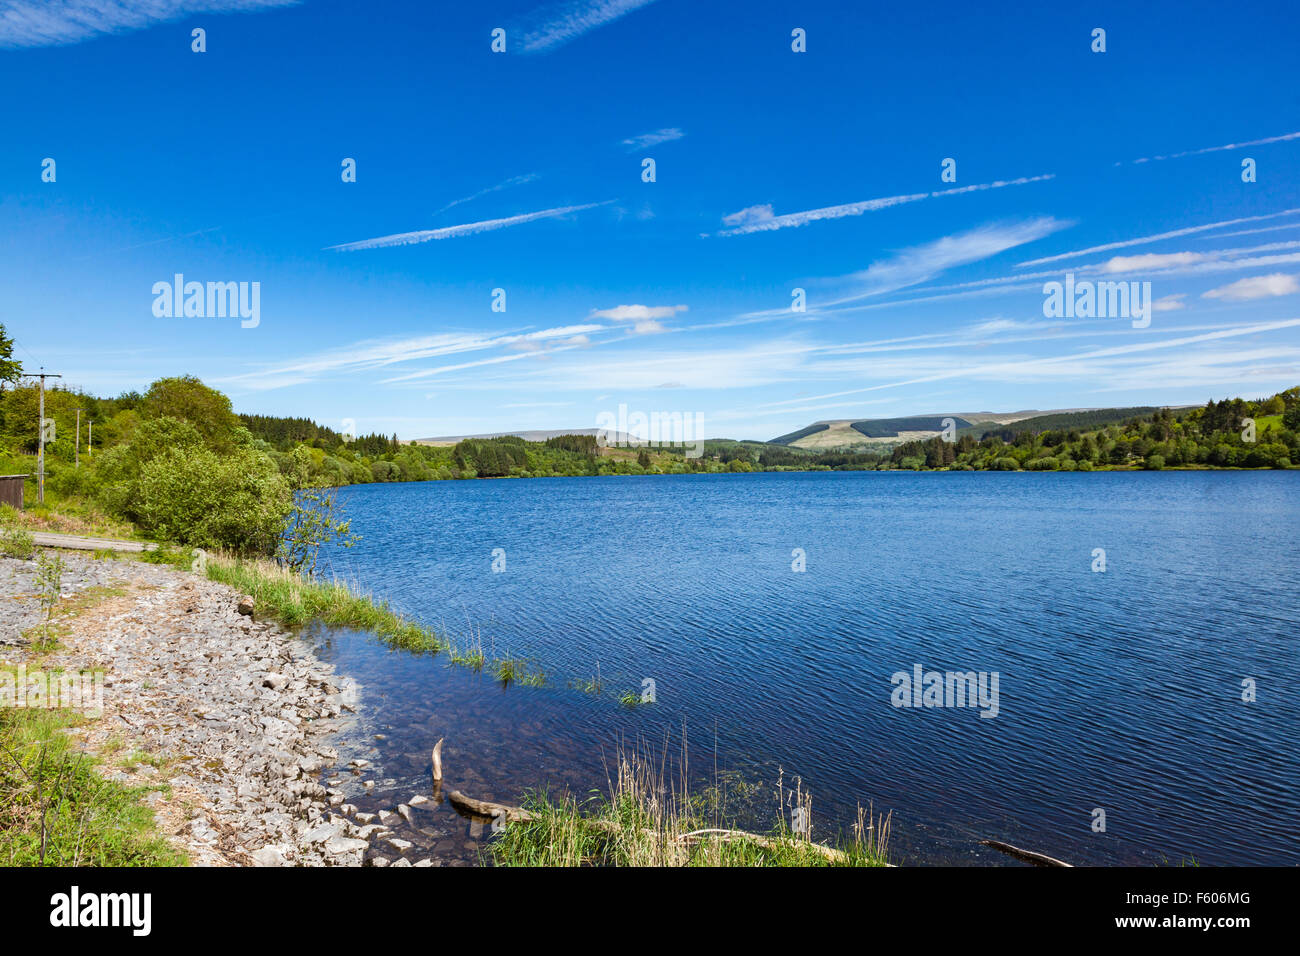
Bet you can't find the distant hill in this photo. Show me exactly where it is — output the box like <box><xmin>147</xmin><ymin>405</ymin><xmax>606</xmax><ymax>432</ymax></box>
<box><xmin>416</xmin><ymin>427</ymin><xmax>635</xmax><ymax>446</ymax></box>
<box><xmin>770</xmin><ymin>423</ymin><xmax>830</xmax><ymax>444</ymax></box>
<box><xmin>962</xmin><ymin>407</ymin><xmax>1159</xmax><ymax>437</ymax></box>
<box><xmin>850</xmin><ymin>415</ymin><xmax>974</xmax><ymax>438</ymax></box>
<box><xmin>772</xmin><ymin>405</ymin><xmax>1197</xmax><ymax>450</ymax></box>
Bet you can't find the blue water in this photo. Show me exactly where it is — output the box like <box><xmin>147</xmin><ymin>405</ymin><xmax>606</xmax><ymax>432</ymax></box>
<box><xmin>317</xmin><ymin>471</ymin><xmax>1300</xmax><ymax>865</ymax></box>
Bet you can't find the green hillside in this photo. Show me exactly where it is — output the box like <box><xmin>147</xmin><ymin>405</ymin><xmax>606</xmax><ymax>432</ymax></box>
<box><xmin>851</xmin><ymin>416</ymin><xmax>973</xmax><ymax>438</ymax></box>
<box><xmin>771</xmin><ymin>423</ymin><xmax>830</xmax><ymax>445</ymax></box>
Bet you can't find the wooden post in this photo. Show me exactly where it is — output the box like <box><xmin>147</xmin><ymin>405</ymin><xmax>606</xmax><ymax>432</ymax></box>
<box><xmin>37</xmin><ymin>375</ymin><xmax>44</xmax><ymax>504</ymax></box>
<box><xmin>22</xmin><ymin>369</ymin><xmax>62</xmax><ymax>506</ymax></box>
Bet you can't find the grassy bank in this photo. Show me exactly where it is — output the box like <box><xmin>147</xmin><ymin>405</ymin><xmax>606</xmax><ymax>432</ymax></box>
<box><xmin>0</xmin><ymin>707</ymin><xmax>184</xmax><ymax>866</ymax></box>
<box><xmin>491</xmin><ymin>751</ymin><xmax>892</xmax><ymax>868</ymax></box>
<box><xmin>203</xmin><ymin>555</ymin><xmax>546</xmax><ymax>686</ymax></box>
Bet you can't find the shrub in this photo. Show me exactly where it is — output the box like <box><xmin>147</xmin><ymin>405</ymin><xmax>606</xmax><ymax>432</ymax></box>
<box><xmin>133</xmin><ymin>447</ymin><xmax>291</xmax><ymax>555</ymax></box>
<box><xmin>92</xmin><ymin>416</ymin><xmax>205</xmax><ymax>517</ymax></box>
<box><xmin>140</xmin><ymin>376</ymin><xmax>242</xmax><ymax>450</ymax></box>
<box><xmin>1144</xmin><ymin>454</ymin><xmax>1165</xmax><ymax>471</ymax></box>
<box><xmin>0</xmin><ymin>506</ymin><xmax>34</xmax><ymax>559</ymax></box>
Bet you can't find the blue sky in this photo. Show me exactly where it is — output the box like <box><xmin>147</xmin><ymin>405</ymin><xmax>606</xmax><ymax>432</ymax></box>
<box><xmin>2</xmin><ymin>0</ymin><xmax>1299</xmax><ymax>441</ymax></box>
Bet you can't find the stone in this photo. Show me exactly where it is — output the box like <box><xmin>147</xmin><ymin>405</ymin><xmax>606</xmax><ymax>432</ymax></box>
<box><xmin>250</xmin><ymin>846</ymin><xmax>287</xmax><ymax>867</ymax></box>
<box><xmin>325</xmin><ymin>836</ymin><xmax>370</xmax><ymax>855</ymax></box>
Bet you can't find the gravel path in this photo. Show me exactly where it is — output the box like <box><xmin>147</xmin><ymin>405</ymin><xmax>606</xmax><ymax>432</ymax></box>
<box><xmin>0</xmin><ymin>550</ymin><xmax>441</xmax><ymax>867</ymax></box>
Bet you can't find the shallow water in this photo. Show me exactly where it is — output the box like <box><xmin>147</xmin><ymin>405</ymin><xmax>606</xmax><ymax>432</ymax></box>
<box><xmin>313</xmin><ymin>470</ymin><xmax>1300</xmax><ymax>865</ymax></box>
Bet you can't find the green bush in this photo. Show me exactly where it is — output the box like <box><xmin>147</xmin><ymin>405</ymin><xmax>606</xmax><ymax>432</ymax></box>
<box><xmin>132</xmin><ymin>447</ymin><xmax>291</xmax><ymax>555</ymax></box>
<box><xmin>92</xmin><ymin>416</ymin><xmax>206</xmax><ymax>518</ymax></box>
<box><xmin>1145</xmin><ymin>454</ymin><xmax>1165</xmax><ymax>471</ymax></box>
<box><xmin>0</xmin><ymin>505</ymin><xmax>34</xmax><ymax>559</ymax></box>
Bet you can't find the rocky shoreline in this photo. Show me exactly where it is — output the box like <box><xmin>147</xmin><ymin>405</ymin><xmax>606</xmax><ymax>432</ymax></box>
<box><xmin>0</xmin><ymin>551</ymin><xmax>446</xmax><ymax>867</ymax></box>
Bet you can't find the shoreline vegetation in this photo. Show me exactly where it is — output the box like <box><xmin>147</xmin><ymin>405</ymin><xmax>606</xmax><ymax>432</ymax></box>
<box><xmin>202</xmin><ymin>554</ymin><xmax>548</xmax><ymax>690</ymax></box>
<box><xmin>486</xmin><ymin>746</ymin><xmax>892</xmax><ymax>868</ymax></box>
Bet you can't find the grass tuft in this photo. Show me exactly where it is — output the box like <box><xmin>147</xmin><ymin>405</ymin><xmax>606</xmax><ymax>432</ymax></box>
<box><xmin>490</xmin><ymin>740</ymin><xmax>891</xmax><ymax>868</ymax></box>
<box><xmin>0</xmin><ymin>708</ymin><xmax>184</xmax><ymax>867</ymax></box>
<box><xmin>204</xmin><ymin>555</ymin><xmax>442</xmax><ymax>654</ymax></box>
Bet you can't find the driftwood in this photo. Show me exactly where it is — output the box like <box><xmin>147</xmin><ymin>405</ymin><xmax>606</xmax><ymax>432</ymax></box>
<box><xmin>431</xmin><ymin>738</ymin><xmax>443</xmax><ymax>783</ymax></box>
<box><xmin>979</xmin><ymin>839</ymin><xmax>1073</xmax><ymax>867</ymax></box>
<box><xmin>446</xmin><ymin>790</ymin><xmax>535</xmax><ymax>823</ymax></box>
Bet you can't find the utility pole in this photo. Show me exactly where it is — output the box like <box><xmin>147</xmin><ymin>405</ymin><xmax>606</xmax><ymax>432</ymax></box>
<box><xmin>21</xmin><ymin>368</ymin><xmax>62</xmax><ymax>506</ymax></box>
<box><xmin>76</xmin><ymin>408</ymin><xmax>81</xmax><ymax>467</ymax></box>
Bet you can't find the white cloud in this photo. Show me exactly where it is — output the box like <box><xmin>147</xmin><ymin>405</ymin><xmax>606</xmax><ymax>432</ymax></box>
<box><xmin>329</xmin><ymin>201</ymin><xmax>611</xmax><ymax>251</ymax></box>
<box><xmin>434</xmin><ymin>173</ymin><xmax>540</xmax><ymax>215</ymax></box>
<box><xmin>621</xmin><ymin>128</ymin><xmax>684</xmax><ymax>151</ymax></box>
<box><xmin>1153</xmin><ymin>294</ymin><xmax>1187</xmax><ymax>312</ymax></box>
<box><xmin>827</xmin><ymin>218</ymin><xmax>1069</xmax><ymax>301</ymax></box>
<box><xmin>220</xmin><ymin>324</ymin><xmax>604</xmax><ymax>390</ymax></box>
<box><xmin>1103</xmin><ymin>252</ymin><xmax>1206</xmax><ymax>272</ymax></box>
<box><xmin>1017</xmin><ymin>209</ymin><xmax>1300</xmax><ymax>267</ymax></box>
<box><xmin>506</xmin><ymin>339</ymin><xmax>815</xmax><ymax>391</ymax></box>
<box><xmin>1191</xmin><ymin>223</ymin><xmax>1300</xmax><ymax>241</ymax></box>
<box><xmin>716</xmin><ymin>175</ymin><xmax>1054</xmax><ymax>237</ymax></box>
<box><xmin>755</xmin><ymin>319</ymin><xmax>1300</xmax><ymax>407</ymax></box>
<box><xmin>590</xmin><ymin>304</ymin><xmax>687</xmax><ymax>321</ymax></box>
<box><xmin>722</xmin><ymin>204</ymin><xmax>774</xmax><ymax>228</ymax></box>
<box><xmin>0</xmin><ymin>0</ymin><xmax>296</xmax><ymax>48</ymax></box>
<box><xmin>1202</xmin><ymin>273</ymin><xmax>1300</xmax><ymax>302</ymax></box>
<box><xmin>517</xmin><ymin>0</ymin><xmax>659</xmax><ymax>53</ymax></box>
<box><xmin>1124</xmin><ymin>130</ymin><xmax>1300</xmax><ymax>165</ymax></box>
